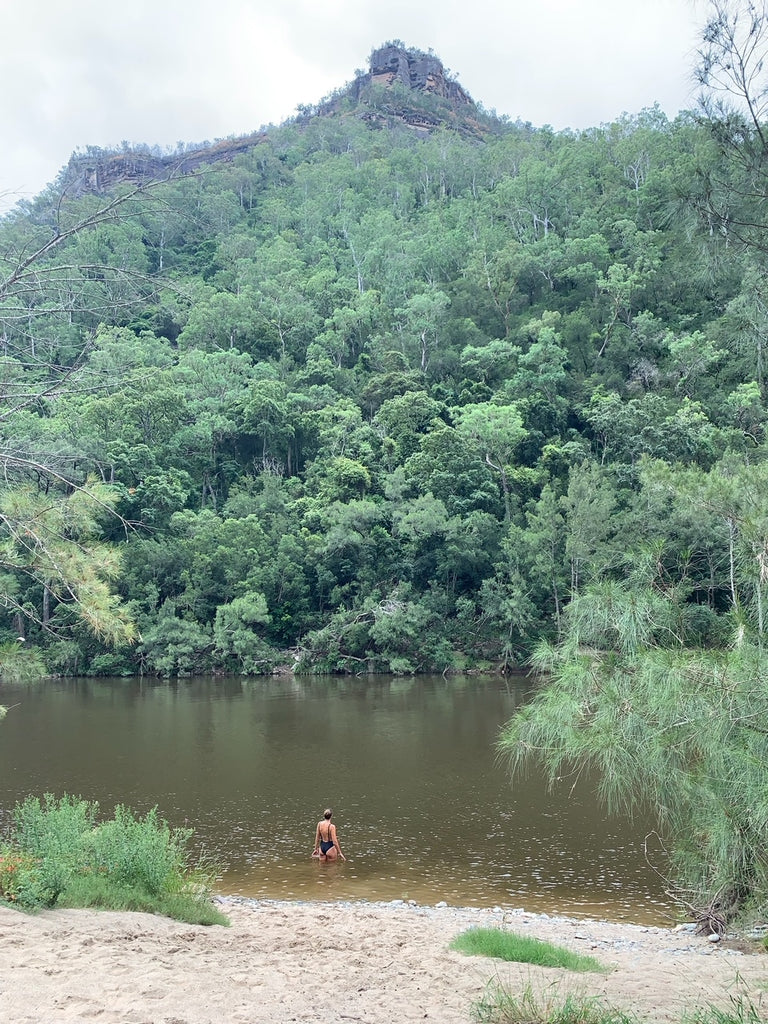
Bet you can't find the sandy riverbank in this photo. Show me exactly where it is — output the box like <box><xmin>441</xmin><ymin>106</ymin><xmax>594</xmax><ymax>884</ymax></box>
<box><xmin>1</xmin><ymin>898</ymin><xmax>766</xmax><ymax>1023</ymax></box>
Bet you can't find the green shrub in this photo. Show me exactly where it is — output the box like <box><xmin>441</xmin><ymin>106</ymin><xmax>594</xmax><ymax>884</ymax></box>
<box><xmin>0</xmin><ymin>848</ymin><xmax>41</xmax><ymax>906</ymax></box>
<box><xmin>451</xmin><ymin>927</ymin><xmax>605</xmax><ymax>972</ymax></box>
<box><xmin>4</xmin><ymin>793</ymin><xmax>224</xmax><ymax>923</ymax></box>
<box><xmin>13</xmin><ymin>793</ymin><xmax>97</xmax><ymax>860</ymax></box>
<box><xmin>0</xmin><ymin>845</ymin><xmax>65</xmax><ymax>910</ymax></box>
<box><xmin>84</xmin><ymin>805</ymin><xmax>191</xmax><ymax>897</ymax></box>
<box><xmin>11</xmin><ymin>794</ymin><xmax>97</xmax><ymax>904</ymax></box>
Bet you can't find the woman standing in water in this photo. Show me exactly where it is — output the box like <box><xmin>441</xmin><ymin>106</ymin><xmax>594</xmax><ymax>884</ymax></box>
<box><xmin>312</xmin><ymin>808</ymin><xmax>346</xmax><ymax>862</ymax></box>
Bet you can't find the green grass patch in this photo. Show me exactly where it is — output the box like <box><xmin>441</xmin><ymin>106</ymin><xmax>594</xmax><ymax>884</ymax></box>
<box><xmin>451</xmin><ymin>927</ymin><xmax>606</xmax><ymax>972</ymax></box>
<box><xmin>1</xmin><ymin>793</ymin><xmax>227</xmax><ymax>926</ymax></box>
<box><xmin>683</xmin><ymin>996</ymin><xmax>766</xmax><ymax>1024</ymax></box>
<box><xmin>56</xmin><ymin>874</ymin><xmax>228</xmax><ymax>926</ymax></box>
<box><xmin>468</xmin><ymin>961</ymin><xmax>765</xmax><ymax>1024</ymax></box>
<box><xmin>472</xmin><ymin>984</ymin><xmax>635</xmax><ymax>1024</ymax></box>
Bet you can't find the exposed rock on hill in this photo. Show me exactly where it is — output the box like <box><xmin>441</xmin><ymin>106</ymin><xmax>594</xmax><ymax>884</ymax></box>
<box><xmin>64</xmin><ymin>132</ymin><xmax>269</xmax><ymax>196</ymax></box>
<box><xmin>367</xmin><ymin>43</ymin><xmax>474</xmax><ymax>108</ymax></box>
<box><xmin>320</xmin><ymin>43</ymin><xmax>484</xmax><ymax>138</ymax></box>
<box><xmin>63</xmin><ymin>43</ymin><xmax>486</xmax><ymax>195</ymax></box>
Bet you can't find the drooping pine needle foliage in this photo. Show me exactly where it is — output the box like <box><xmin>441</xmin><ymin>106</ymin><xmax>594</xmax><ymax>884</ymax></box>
<box><xmin>0</xmin><ymin>481</ymin><xmax>136</xmax><ymax>646</ymax></box>
<box><xmin>498</xmin><ymin>572</ymin><xmax>768</xmax><ymax>923</ymax></box>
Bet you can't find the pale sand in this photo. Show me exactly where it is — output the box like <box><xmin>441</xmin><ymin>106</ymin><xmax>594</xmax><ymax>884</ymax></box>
<box><xmin>1</xmin><ymin>898</ymin><xmax>766</xmax><ymax>1024</ymax></box>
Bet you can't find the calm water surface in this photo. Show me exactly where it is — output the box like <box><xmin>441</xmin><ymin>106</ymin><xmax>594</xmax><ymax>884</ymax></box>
<box><xmin>0</xmin><ymin>674</ymin><xmax>672</xmax><ymax>923</ymax></box>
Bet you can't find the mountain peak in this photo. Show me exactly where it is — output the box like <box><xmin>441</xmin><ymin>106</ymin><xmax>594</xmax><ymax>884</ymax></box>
<box><xmin>61</xmin><ymin>43</ymin><xmax>485</xmax><ymax>196</ymax></box>
<box><xmin>316</xmin><ymin>42</ymin><xmax>484</xmax><ymax>138</ymax></box>
<box><xmin>367</xmin><ymin>43</ymin><xmax>473</xmax><ymax>107</ymax></box>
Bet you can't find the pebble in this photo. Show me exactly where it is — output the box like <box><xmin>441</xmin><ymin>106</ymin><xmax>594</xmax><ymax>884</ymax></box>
<box><xmin>217</xmin><ymin>896</ymin><xmax>747</xmax><ymax>956</ymax></box>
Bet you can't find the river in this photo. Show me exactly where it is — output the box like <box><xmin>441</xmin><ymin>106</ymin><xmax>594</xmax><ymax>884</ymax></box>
<box><xmin>0</xmin><ymin>673</ymin><xmax>673</xmax><ymax>922</ymax></box>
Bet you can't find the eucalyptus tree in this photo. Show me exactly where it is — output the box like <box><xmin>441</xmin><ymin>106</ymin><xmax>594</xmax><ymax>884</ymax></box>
<box><xmin>240</xmin><ymin>378</ymin><xmax>298</xmax><ymax>474</ymax></box>
<box><xmin>374</xmin><ymin>390</ymin><xmax>445</xmax><ymax>464</ymax></box>
<box><xmin>403</xmin><ymin>424</ymin><xmax>503</xmax><ymax>517</ymax></box>
<box><xmin>505</xmin><ymin>311</ymin><xmax>571</xmax><ymax>436</ymax></box>
<box><xmin>454</xmin><ymin>402</ymin><xmax>526</xmax><ymax>520</ymax></box>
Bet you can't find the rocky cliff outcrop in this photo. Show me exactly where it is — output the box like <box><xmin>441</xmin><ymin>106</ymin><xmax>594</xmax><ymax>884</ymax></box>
<box><xmin>63</xmin><ymin>44</ymin><xmax>485</xmax><ymax>195</ymax></box>
<box><xmin>367</xmin><ymin>44</ymin><xmax>474</xmax><ymax>107</ymax></box>
<box><xmin>324</xmin><ymin>43</ymin><xmax>484</xmax><ymax>138</ymax></box>
<box><xmin>64</xmin><ymin>132</ymin><xmax>269</xmax><ymax>196</ymax></box>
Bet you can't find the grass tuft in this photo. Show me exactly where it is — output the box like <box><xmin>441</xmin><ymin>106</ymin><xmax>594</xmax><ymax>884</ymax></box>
<box><xmin>57</xmin><ymin>875</ymin><xmax>229</xmax><ymax>926</ymax></box>
<box><xmin>451</xmin><ymin>926</ymin><xmax>606</xmax><ymax>973</ymax></box>
<box><xmin>683</xmin><ymin>995</ymin><xmax>765</xmax><ymax>1024</ymax></box>
<box><xmin>472</xmin><ymin>984</ymin><xmax>635</xmax><ymax>1024</ymax></box>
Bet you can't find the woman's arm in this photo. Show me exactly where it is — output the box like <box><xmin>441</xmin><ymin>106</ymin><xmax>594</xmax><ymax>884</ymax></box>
<box><xmin>331</xmin><ymin>824</ymin><xmax>346</xmax><ymax>861</ymax></box>
<box><xmin>312</xmin><ymin>823</ymin><xmax>321</xmax><ymax>854</ymax></box>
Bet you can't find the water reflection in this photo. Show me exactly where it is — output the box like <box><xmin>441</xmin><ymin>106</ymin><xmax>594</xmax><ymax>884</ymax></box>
<box><xmin>0</xmin><ymin>674</ymin><xmax>673</xmax><ymax>923</ymax></box>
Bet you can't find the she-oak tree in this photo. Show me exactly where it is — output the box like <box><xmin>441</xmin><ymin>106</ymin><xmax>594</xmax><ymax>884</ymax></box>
<box><xmin>0</xmin><ymin>178</ymin><xmax>174</xmax><ymax>654</ymax></box>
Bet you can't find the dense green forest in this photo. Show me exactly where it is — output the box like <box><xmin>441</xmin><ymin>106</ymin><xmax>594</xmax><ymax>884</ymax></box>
<box><xmin>3</xmin><ymin>0</ymin><xmax>768</xmax><ymax>922</ymax></box>
<box><xmin>3</xmin><ymin>37</ymin><xmax>761</xmax><ymax>679</ymax></box>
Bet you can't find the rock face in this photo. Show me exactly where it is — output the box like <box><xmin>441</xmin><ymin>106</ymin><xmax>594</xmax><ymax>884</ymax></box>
<box><xmin>63</xmin><ymin>43</ymin><xmax>482</xmax><ymax>195</ymax></box>
<box><xmin>367</xmin><ymin>44</ymin><xmax>474</xmax><ymax>107</ymax></box>
<box><xmin>64</xmin><ymin>132</ymin><xmax>269</xmax><ymax>196</ymax></box>
<box><xmin>331</xmin><ymin>43</ymin><xmax>482</xmax><ymax>137</ymax></box>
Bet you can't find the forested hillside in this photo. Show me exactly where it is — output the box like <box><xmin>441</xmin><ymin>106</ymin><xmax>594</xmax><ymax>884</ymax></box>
<box><xmin>0</xmin><ymin>30</ymin><xmax>765</xmax><ymax>683</ymax></box>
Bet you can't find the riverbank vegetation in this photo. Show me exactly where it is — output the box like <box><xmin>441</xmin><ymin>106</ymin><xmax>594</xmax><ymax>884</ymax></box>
<box><xmin>0</xmin><ymin>795</ymin><xmax>226</xmax><ymax>925</ymax></box>
<box><xmin>2</xmin><ymin>0</ymin><xmax>768</xmax><ymax>925</ymax></box>
<box><xmin>471</xmin><ymin>984</ymin><xmax>763</xmax><ymax>1024</ymax></box>
<box><xmin>450</xmin><ymin>927</ymin><xmax>605</xmax><ymax>972</ymax></box>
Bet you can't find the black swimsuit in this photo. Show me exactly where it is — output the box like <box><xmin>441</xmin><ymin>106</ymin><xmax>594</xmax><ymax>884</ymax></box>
<box><xmin>319</xmin><ymin>824</ymin><xmax>334</xmax><ymax>855</ymax></box>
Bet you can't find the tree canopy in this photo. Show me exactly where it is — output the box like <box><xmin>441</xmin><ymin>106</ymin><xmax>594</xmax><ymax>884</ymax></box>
<box><xmin>4</xmin><ymin>2</ymin><xmax>768</xmax><ymax>921</ymax></box>
<box><xmin>1</xmin><ymin>24</ymin><xmax>767</xmax><ymax>678</ymax></box>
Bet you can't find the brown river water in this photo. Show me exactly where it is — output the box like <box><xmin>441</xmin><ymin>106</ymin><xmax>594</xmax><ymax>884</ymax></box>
<box><xmin>0</xmin><ymin>673</ymin><xmax>674</xmax><ymax>923</ymax></box>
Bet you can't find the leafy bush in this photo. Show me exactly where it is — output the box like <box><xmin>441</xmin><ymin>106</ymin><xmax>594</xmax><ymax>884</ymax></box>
<box><xmin>87</xmin><ymin>652</ymin><xmax>135</xmax><ymax>676</ymax></box>
<box><xmin>2</xmin><ymin>793</ymin><xmax>225</xmax><ymax>925</ymax></box>
<box><xmin>12</xmin><ymin>793</ymin><xmax>98</xmax><ymax>902</ymax></box>
<box><xmin>84</xmin><ymin>805</ymin><xmax>190</xmax><ymax>897</ymax></box>
<box><xmin>451</xmin><ymin>927</ymin><xmax>605</xmax><ymax>972</ymax></box>
<box><xmin>13</xmin><ymin>793</ymin><xmax>98</xmax><ymax>859</ymax></box>
<box><xmin>0</xmin><ymin>848</ymin><xmax>44</xmax><ymax>905</ymax></box>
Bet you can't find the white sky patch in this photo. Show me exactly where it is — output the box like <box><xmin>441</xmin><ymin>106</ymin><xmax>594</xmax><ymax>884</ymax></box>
<box><xmin>1</xmin><ymin>0</ymin><xmax>708</xmax><ymax>211</ymax></box>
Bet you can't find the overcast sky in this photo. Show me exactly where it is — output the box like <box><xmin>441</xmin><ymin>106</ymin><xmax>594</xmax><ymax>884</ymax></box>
<box><xmin>2</xmin><ymin>0</ymin><xmax>708</xmax><ymax>212</ymax></box>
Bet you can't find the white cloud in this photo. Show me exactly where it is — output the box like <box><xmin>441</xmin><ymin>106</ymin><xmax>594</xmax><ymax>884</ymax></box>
<box><xmin>1</xmin><ymin>0</ymin><xmax>707</xmax><ymax>210</ymax></box>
